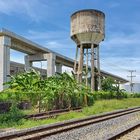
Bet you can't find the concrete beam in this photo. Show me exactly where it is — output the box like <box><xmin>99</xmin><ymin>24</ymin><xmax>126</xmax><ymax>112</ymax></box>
<box><xmin>11</xmin><ymin>41</ymin><xmax>37</xmax><ymax>54</ymax></box>
<box><xmin>0</xmin><ymin>29</ymin><xmax>75</xmax><ymax>68</ymax></box>
<box><xmin>28</xmin><ymin>53</ymin><xmax>48</xmax><ymax>61</ymax></box>
<box><xmin>0</xmin><ymin>36</ymin><xmax>11</xmax><ymax>91</ymax></box>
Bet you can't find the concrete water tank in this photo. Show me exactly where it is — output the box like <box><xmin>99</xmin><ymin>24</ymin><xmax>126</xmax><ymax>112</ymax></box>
<box><xmin>71</xmin><ymin>9</ymin><xmax>105</xmax><ymax>46</ymax></box>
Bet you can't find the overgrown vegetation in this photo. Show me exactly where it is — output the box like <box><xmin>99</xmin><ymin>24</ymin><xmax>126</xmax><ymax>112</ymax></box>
<box><xmin>0</xmin><ymin>98</ymin><xmax>140</xmax><ymax>129</ymax></box>
<box><xmin>0</xmin><ymin>70</ymin><xmax>140</xmax><ymax>129</ymax></box>
<box><xmin>97</xmin><ymin>77</ymin><xmax>128</xmax><ymax>99</ymax></box>
<box><xmin>1</xmin><ymin>70</ymin><xmax>94</xmax><ymax>112</ymax></box>
<box><xmin>93</xmin><ymin>90</ymin><xmax>128</xmax><ymax>100</ymax></box>
<box><xmin>0</xmin><ymin>104</ymin><xmax>24</xmax><ymax>127</ymax></box>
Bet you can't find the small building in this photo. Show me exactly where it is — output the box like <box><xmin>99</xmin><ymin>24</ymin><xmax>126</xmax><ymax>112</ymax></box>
<box><xmin>121</xmin><ymin>83</ymin><xmax>140</xmax><ymax>93</ymax></box>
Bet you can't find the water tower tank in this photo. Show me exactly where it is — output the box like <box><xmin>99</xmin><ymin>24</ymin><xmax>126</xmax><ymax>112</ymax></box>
<box><xmin>71</xmin><ymin>9</ymin><xmax>105</xmax><ymax>46</ymax></box>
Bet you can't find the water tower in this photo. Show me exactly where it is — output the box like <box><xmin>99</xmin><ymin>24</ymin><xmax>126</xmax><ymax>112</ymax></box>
<box><xmin>70</xmin><ymin>9</ymin><xmax>105</xmax><ymax>91</ymax></box>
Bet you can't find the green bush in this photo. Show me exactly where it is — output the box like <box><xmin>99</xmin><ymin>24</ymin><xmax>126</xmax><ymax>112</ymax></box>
<box><xmin>129</xmin><ymin>93</ymin><xmax>140</xmax><ymax>98</ymax></box>
<box><xmin>93</xmin><ymin>90</ymin><xmax>128</xmax><ymax>100</ymax></box>
<box><xmin>0</xmin><ymin>104</ymin><xmax>24</xmax><ymax>127</ymax></box>
<box><xmin>0</xmin><ymin>91</ymin><xmax>29</xmax><ymax>103</ymax></box>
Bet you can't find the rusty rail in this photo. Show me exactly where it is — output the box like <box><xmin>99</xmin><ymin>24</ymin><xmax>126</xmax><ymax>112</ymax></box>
<box><xmin>25</xmin><ymin>107</ymin><xmax>82</xmax><ymax>120</ymax></box>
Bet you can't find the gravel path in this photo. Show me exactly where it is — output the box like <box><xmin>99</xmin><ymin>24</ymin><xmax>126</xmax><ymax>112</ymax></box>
<box><xmin>0</xmin><ymin>128</ymin><xmax>17</xmax><ymax>134</ymax></box>
<box><xmin>42</xmin><ymin>111</ymin><xmax>140</xmax><ymax>140</ymax></box>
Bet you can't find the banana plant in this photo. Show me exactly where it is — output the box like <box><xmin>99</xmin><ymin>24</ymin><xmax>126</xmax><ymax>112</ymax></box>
<box><xmin>3</xmin><ymin>70</ymin><xmax>95</xmax><ymax>112</ymax></box>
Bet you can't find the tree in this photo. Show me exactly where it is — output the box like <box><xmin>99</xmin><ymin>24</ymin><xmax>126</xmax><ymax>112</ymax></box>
<box><xmin>101</xmin><ymin>77</ymin><xmax>116</xmax><ymax>92</ymax></box>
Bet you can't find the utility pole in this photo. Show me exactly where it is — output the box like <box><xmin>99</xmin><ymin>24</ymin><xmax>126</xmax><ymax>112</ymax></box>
<box><xmin>127</xmin><ymin>70</ymin><xmax>136</xmax><ymax>93</ymax></box>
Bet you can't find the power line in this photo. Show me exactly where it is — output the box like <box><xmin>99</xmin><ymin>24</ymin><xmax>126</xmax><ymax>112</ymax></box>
<box><xmin>100</xmin><ymin>59</ymin><xmax>129</xmax><ymax>72</ymax></box>
<box><xmin>127</xmin><ymin>70</ymin><xmax>136</xmax><ymax>93</ymax></box>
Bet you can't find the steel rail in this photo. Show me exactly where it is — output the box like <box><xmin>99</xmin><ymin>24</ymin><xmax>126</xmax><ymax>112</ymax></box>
<box><xmin>25</xmin><ymin>107</ymin><xmax>82</xmax><ymax>120</ymax></box>
<box><xmin>108</xmin><ymin>124</ymin><xmax>140</xmax><ymax>140</ymax></box>
<box><xmin>0</xmin><ymin>107</ymin><xmax>140</xmax><ymax>140</ymax></box>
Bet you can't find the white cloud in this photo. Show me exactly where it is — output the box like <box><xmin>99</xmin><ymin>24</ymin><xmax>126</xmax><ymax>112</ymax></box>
<box><xmin>45</xmin><ymin>41</ymin><xmax>71</xmax><ymax>49</ymax></box>
<box><xmin>100</xmin><ymin>56</ymin><xmax>140</xmax><ymax>83</ymax></box>
<box><xmin>44</xmin><ymin>41</ymin><xmax>75</xmax><ymax>59</ymax></box>
<box><xmin>0</xmin><ymin>0</ymin><xmax>48</xmax><ymax>22</ymax></box>
<box><xmin>103</xmin><ymin>32</ymin><xmax>140</xmax><ymax>48</ymax></box>
<box><xmin>27</xmin><ymin>30</ymin><xmax>68</xmax><ymax>41</ymax></box>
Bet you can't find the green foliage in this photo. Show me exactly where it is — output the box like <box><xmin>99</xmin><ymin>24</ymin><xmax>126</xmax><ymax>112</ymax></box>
<box><xmin>93</xmin><ymin>90</ymin><xmax>128</xmax><ymax>100</ymax></box>
<box><xmin>0</xmin><ymin>91</ymin><xmax>29</xmax><ymax>103</ymax></box>
<box><xmin>38</xmin><ymin>73</ymin><xmax>94</xmax><ymax>110</ymax></box>
<box><xmin>2</xmin><ymin>70</ymin><xmax>94</xmax><ymax>112</ymax></box>
<box><xmin>0</xmin><ymin>92</ymin><xmax>9</xmax><ymax>102</ymax></box>
<box><xmin>101</xmin><ymin>77</ymin><xmax>128</xmax><ymax>99</ymax></box>
<box><xmin>101</xmin><ymin>77</ymin><xmax>117</xmax><ymax>92</ymax></box>
<box><xmin>4</xmin><ymin>69</ymin><xmax>41</xmax><ymax>91</ymax></box>
<box><xmin>0</xmin><ymin>104</ymin><xmax>24</xmax><ymax>127</ymax></box>
<box><xmin>129</xmin><ymin>93</ymin><xmax>140</xmax><ymax>98</ymax></box>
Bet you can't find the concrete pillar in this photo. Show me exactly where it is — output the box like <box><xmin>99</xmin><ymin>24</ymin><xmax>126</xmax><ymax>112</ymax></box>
<box><xmin>91</xmin><ymin>44</ymin><xmax>95</xmax><ymax>91</ymax></box>
<box><xmin>74</xmin><ymin>46</ymin><xmax>79</xmax><ymax>74</ymax></box>
<box><xmin>24</xmin><ymin>55</ymin><xmax>32</xmax><ymax>71</ymax></box>
<box><xmin>47</xmin><ymin>53</ymin><xmax>56</xmax><ymax>77</ymax></box>
<box><xmin>56</xmin><ymin>63</ymin><xmax>62</xmax><ymax>74</ymax></box>
<box><xmin>0</xmin><ymin>36</ymin><xmax>11</xmax><ymax>91</ymax></box>
<box><xmin>77</xmin><ymin>44</ymin><xmax>84</xmax><ymax>83</ymax></box>
<box><xmin>97</xmin><ymin>45</ymin><xmax>102</xmax><ymax>90</ymax></box>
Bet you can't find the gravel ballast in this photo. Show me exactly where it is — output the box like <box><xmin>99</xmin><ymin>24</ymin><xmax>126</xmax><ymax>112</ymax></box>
<box><xmin>43</xmin><ymin>111</ymin><xmax>140</xmax><ymax>140</ymax></box>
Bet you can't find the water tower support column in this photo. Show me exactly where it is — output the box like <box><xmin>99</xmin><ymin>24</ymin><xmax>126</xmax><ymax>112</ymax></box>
<box><xmin>91</xmin><ymin>44</ymin><xmax>95</xmax><ymax>91</ymax></box>
<box><xmin>74</xmin><ymin>45</ymin><xmax>79</xmax><ymax>74</ymax></box>
<box><xmin>86</xmin><ymin>49</ymin><xmax>89</xmax><ymax>86</ymax></box>
<box><xmin>77</xmin><ymin>44</ymin><xmax>84</xmax><ymax>83</ymax></box>
<box><xmin>97</xmin><ymin>45</ymin><xmax>102</xmax><ymax>90</ymax></box>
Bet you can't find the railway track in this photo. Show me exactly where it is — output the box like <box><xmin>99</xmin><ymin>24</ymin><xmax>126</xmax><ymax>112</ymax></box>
<box><xmin>0</xmin><ymin>107</ymin><xmax>140</xmax><ymax>140</ymax></box>
<box><xmin>109</xmin><ymin>124</ymin><xmax>140</xmax><ymax>140</ymax></box>
<box><xmin>25</xmin><ymin>107</ymin><xmax>82</xmax><ymax>120</ymax></box>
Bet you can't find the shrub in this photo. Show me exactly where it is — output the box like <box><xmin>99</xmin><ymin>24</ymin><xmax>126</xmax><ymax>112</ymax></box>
<box><xmin>93</xmin><ymin>90</ymin><xmax>128</xmax><ymax>100</ymax></box>
<box><xmin>129</xmin><ymin>93</ymin><xmax>140</xmax><ymax>98</ymax></box>
<box><xmin>0</xmin><ymin>104</ymin><xmax>24</xmax><ymax>127</ymax></box>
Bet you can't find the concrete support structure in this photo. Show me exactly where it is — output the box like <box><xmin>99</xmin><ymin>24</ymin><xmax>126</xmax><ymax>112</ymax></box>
<box><xmin>86</xmin><ymin>49</ymin><xmax>89</xmax><ymax>86</ymax></box>
<box><xmin>0</xmin><ymin>36</ymin><xmax>11</xmax><ymax>90</ymax></box>
<box><xmin>97</xmin><ymin>45</ymin><xmax>101</xmax><ymax>90</ymax></box>
<box><xmin>25</xmin><ymin>53</ymin><xmax>57</xmax><ymax>77</ymax></box>
<box><xmin>47</xmin><ymin>53</ymin><xmax>56</xmax><ymax>77</ymax></box>
<box><xmin>24</xmin><ymin>55</ymin><xmax>33</xmax><ymax>71</ymax></box>
<box><xmin>74</xmin><ymin>46</ymin><xmax>79</xmax><ymax>74</ymax></box>
<box><xmin>91</xmin><ymin>44</ymin><xmax>95</xmax><ymax>91</ymax></box>
<box><xmin>77</xmin><ymin>44</ymin><xmax>84</xmax><ymax>83</ymax></box>
<box><xmin>56</xmin><ymin>63</ymin><xmax>62</xmax><ymax>74</ymax></box>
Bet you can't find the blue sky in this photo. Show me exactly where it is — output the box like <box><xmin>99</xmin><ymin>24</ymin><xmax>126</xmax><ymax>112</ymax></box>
<box><xmin>0</xmin><ymin>0</ymin><xmax>140</xmax><ymax>82</ymax></box>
